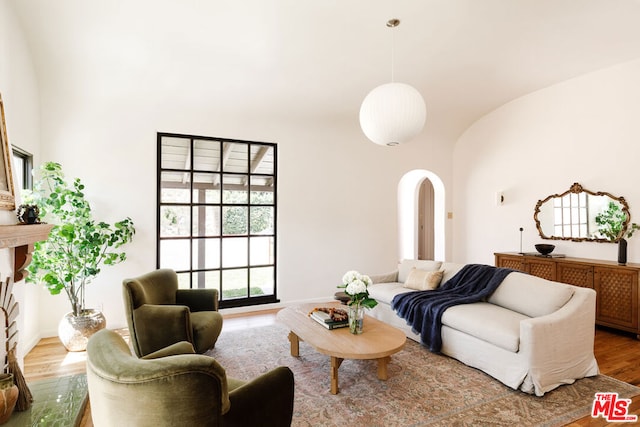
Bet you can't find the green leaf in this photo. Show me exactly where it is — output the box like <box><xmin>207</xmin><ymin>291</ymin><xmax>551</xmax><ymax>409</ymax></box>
<box><xmin>361</xmin><ymin>298</ymin><xmax>378</xmax><ymax>309</ymax></box>
<box><xmin>24</xmin><ymin>162</ymin><xmax>135</xmax><ymax>314</ymax></box>
<box><xmin>595</xmin><ymin>202</ymin><xmax>636</xmax><ymax>241</ymax></box>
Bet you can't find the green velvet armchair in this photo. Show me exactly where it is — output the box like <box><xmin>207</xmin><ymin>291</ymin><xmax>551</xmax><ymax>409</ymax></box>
<box><xmin>123</xmin><ymin>269</ymin><xmax>223</xmax><ymax>357</ymax></box>
<box><xmin>86</xmin><ymin>329</ymin><xmax>295</xmax><ymax>427</ymax></box>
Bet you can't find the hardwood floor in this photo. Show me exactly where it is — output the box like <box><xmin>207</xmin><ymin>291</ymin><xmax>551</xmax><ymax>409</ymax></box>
<box><xmin>22</xmin><ymin>311</ymin><xmax>640</xmax><ymax>427</ymax></box>
<box><xmin>567</xmin><ymin>326</ymin><xmax>640</xmax><ymax>426</ymax></box>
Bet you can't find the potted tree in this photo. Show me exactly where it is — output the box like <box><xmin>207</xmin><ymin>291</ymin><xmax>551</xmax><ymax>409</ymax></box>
<box><xmin>24</xmin><ymin>162</ymin><xmax>135</xmax><ymax>351</ymax></box>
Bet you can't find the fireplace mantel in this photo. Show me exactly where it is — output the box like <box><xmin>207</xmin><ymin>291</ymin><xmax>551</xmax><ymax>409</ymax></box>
<box><xmin>0</xmin><ymin>224</ymin><xmax>54</xmax><ymax>282</ymax></box>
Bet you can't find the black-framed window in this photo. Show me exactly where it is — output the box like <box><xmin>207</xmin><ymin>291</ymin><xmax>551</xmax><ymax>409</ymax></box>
<box><xmin>157</xmin><ymin>133</ymin><xmax>278</xmax><ymax>309</ymax></box>
<box><xmin>12</xmin><ymin>146</ymin><xmax>33</xmax><ymax>191</ymax></box>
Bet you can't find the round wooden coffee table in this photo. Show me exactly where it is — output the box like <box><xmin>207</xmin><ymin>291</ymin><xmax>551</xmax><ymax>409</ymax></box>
<box><xmin>276</xmin><ymin>302</ymin><xmax>406</xmax><ymax>394</ymax></box>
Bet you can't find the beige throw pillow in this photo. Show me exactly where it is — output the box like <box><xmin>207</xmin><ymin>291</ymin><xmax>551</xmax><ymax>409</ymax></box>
<box><xmin>404</xmin><ymin>268</ymin><xmax>444</xmax><ymax>291</ymax></box>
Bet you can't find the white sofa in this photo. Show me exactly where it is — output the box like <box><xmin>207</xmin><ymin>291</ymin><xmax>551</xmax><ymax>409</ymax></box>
<box><xmin>366</xmin><ymin>259</ymin><xmax>599</xmax><ymax>396</ymax></box>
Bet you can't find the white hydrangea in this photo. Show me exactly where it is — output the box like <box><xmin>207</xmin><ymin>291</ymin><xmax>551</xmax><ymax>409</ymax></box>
<box><xmin>361</xmin><ymin>274</ymin><xmax>372</xmax><ymax>286</ymax></box>
<box><xmin>346</xmin><ymin>278</ymin><xmax>367</xmax><ymax>295</ymax></box>
<box><xmin>342</xmin><ymin>270</ymin><xmax>360</xmax><ymax>285</ymax></box>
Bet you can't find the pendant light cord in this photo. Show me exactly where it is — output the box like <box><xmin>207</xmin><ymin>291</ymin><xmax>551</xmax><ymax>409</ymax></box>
<box><xmin>391</xmin><ymin>24</ymin><xmax>395</xmax><ymax>82</ymax></box>
<box><xmin>387</xmin><ymin>19</ymin><xmax>400</xmax><ymax>83</ymax></box>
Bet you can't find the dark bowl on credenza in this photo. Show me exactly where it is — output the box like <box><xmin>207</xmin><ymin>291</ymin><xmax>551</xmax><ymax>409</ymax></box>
<box><xmin>535</xmin><ymin>244</ymin><xmax>555</xmax><ymax>255</ymax></box>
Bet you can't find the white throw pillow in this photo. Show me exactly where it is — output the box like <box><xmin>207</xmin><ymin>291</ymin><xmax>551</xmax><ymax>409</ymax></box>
<box><xmin>404</xmin><ymin>268</ymin><xmax>444</xmax><ymax>291</ymax></box>
<box><xmin>398</xmin><ymin>259</ymin><xmax>442</xmax><ymax>283</ymax></box>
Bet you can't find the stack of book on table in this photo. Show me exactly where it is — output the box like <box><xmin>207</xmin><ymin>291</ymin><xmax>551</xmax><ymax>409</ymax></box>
<box><xmin>309</xmin><ymin>308</ymin><xmax>349</xmax><ymax>330</ymax></box>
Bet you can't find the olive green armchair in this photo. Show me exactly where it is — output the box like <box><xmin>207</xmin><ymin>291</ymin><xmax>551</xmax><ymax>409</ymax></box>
<box><xmin>123</xmin><ymin>269</ymin><xmax>223</xmax><ymax>357</ymax></box>
<box><xmin>86</xmin><ymin>329</ymin><xmax>295</xmax><ymax>427</ymax></box>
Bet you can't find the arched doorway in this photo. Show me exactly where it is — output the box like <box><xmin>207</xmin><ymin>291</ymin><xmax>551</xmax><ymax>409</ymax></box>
<box><xmin>418</xmin><ymin>179</ymin><xmax>435</xmax><ymax>260</ymax></box>
<box><xmin>398</xmin><ymin>170</ymin><xmax>445</xmax><ymax>261</ymax></box>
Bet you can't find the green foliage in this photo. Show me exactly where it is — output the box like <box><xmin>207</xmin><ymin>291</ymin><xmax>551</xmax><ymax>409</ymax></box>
<box><xmin>25</xmin><ymin>162</ymin><xmax>135</xmax><ymax>317</ymax></box>
<box><xmin>222</xmin><ymin>190</ymin><xmax>273</xmax><ymax>235</ymax></box>
<box><xmin>353</xmin><ymin>296</ymin><xmax>378</xmax><ymax>309</ymax></box>
<box><xmin>221</xmin><ymin>287</ymin><xmax>264</xmax><ymax>299</ymax></box>
<box><xmin>595</xmin><ymin>201</ymin><xmax>640</xmax><ymax>241</ymax></box>
<box><xmin>223</xmin><ymin>206</ymin><xmax>248</xmax><ymax>234</ymax></box>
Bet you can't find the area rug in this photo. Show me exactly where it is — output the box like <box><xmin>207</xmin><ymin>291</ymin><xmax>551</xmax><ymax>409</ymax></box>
<box><xmin>207</xmin><ymin>324</ymin><xmax>640</xmax><ymax>427</ymax></box>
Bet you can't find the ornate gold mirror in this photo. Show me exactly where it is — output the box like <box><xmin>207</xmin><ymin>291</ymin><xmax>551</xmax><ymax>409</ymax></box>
<box><xmin>0</xmin><ymin>94</ymin><xmax>16</xmax><ymax>210</ymax></box>
<box><xmin>534</xmin><ymin>183</ymin><xmax>630</xmax><ymax>242</ymax></box>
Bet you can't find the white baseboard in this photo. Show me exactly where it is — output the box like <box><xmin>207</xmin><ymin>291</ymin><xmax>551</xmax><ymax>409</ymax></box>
<box><xmin>219</xmin><ymin>297</ymin><xmax>332</xmax><ymax>316</ymax></box>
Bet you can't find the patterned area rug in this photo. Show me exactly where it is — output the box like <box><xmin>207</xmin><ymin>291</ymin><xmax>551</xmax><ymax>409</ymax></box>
<box><xmin>207</xmin><ymin>324</ymin><xmax>640</xmax><ymax>427</ymax></box>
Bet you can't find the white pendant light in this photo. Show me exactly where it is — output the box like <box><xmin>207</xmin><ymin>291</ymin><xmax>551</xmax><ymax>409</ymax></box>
<box><xmin>359</xmin><ymin>19</ymin><xmax>426</xmax><ymax>147</ymax></box>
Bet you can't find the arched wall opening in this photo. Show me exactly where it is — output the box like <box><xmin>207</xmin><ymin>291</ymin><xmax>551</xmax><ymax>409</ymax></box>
<box><xmin>398</xmin><ymin>170</ymin><xmax>446</xmax><ymax>261</ymax></box>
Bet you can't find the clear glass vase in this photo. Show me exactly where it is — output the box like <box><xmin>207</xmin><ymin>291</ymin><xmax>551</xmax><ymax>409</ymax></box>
<box><xmin>348</xmin><ymin>302</ymin><xmax>364</xmax><ymax>334</ymax></box>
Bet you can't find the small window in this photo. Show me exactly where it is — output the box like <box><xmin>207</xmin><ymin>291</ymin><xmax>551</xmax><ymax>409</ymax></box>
<box><xmin>12</xmin><ymin>147</ymin><xmax>33</xmax><ymax>191</ymax></box>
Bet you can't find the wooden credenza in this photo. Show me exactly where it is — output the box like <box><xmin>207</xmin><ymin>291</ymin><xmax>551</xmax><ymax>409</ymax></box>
<box><xmin>495</xmin><ymin>252</ymin><xmax>640</xmax><ymax>338</ymax></box>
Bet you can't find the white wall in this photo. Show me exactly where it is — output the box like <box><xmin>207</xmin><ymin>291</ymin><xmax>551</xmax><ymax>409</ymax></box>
<box><xmin>453</xmin><ymin>58</ymin><xmax>640</xmax><ymax>266</ymax></box>
<box><xmin>0</xmin><ymin>0</ymin><xmax>43</xmax><ymax>359</ymax></box>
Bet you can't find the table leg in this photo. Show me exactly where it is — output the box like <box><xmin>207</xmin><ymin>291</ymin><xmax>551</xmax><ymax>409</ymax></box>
<box><xmin>330</xmin><ymin>357</ymin><xmax>344</xmax><ymax>394</ymax></box>
<box><xmin>288</xmin><ymin>332</ymin><xmax>300</xmax><ymax>357</ymax></box>
<box><xmin>377</xmin><ymin>356</ymin><xmax>391</xmax><ymax>380</ymax></box>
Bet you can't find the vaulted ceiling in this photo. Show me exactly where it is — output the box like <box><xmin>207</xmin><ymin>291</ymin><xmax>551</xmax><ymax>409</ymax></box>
<box><xmin>8</xmin><ymin>0</ymin><xmax>640</xmax><ymax>144</ymax></box>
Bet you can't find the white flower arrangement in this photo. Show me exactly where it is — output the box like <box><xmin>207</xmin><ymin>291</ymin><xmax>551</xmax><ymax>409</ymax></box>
<box><xmin>338</xmin><ymin>270</ymin><xmax>377</xmax><ymax>309</ymax></box>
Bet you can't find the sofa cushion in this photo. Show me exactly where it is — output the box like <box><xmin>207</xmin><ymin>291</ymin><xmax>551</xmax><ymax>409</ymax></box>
<box><xmin>368</xmin><ymin>282</ymin><xmax>413</xmax><ymax>305</ymax></box>
<box><xmin>369</xmin><ymin>270</ymin><xmax>399</xmax><ymax>284</ymax></box>
<box><xmin>404</xmin><ymin>269</ymin><xmax>443</xmax><ymax>291</ymax></box>
<box><xmin>398</xmin><ymin>259</ymin><xmax>442</xmax><ymax>283</ymax></box>
<box><xmin>487</xmin><ymin>271</ymin><xmax>575</xmax><ymax>318</ymax></box>
<box><xmin>442</xmin><ymin>302</ymin><xmax>529</xmax><ymax>352</ymax></box>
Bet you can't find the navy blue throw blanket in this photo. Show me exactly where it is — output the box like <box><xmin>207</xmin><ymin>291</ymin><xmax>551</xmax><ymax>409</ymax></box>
<box><xmin>391</xmin><ymin>264</ymin><xmax>514</xmax><ymax>352</ymax></box>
